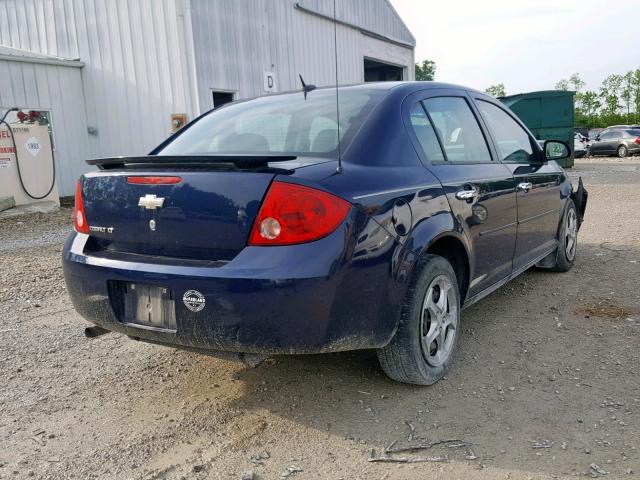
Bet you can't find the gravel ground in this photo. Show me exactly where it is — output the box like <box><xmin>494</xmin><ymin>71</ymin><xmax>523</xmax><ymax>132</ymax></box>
<box><xmin>0</xmin><ymin>158</ymin><xmax>639</xmax><ymax>480</ymax></box>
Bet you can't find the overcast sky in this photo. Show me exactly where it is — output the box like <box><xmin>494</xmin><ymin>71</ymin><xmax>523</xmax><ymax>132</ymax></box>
<box><xmin>390</xmin><ymin>0</ymin><xmax>636</xmax><ymax>95</ymax></box>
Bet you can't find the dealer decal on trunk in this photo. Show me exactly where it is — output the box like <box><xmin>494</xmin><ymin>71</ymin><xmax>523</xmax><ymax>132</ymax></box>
<box><xmin>183</xmin><ymin>290</ymin><xmax>206</xmax><ymax>312</ymax></box>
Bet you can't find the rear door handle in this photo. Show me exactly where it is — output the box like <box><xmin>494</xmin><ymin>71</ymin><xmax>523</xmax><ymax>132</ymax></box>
<box><xmin>517</xmin><ymin>182</ymin><xmax>533</xmax><ymax>192</ymax></box>
<box><xmin>455</xmin><ymin>187</ymin><xmax>478</xmax><ymax>200</ymax></box>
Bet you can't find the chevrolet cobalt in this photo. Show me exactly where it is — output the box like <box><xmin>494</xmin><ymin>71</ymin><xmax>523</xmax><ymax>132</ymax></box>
<box><xmin>63</xmin><ymin>82</ymin><xmax>587</xmax><ymax>385</ymax></box>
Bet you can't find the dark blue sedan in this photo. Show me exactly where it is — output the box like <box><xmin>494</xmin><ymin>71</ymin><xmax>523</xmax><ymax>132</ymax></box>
<box><xmin>63</xmin><ymin>82</ymin><xmax>587</xmax><ymax>385</ymax></box>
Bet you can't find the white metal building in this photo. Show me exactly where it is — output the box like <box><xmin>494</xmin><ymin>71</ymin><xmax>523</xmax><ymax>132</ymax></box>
<box><xmin>0</xmin><ymin>0</ymin><xmax>415</xmax><ymax>196</ymax></box>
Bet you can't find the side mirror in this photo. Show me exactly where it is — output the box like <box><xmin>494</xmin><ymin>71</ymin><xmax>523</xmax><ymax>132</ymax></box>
<box><xmin>544</xmin><ymin>140</ymin><xmax>571</xmax><ymax>161</ymax></box>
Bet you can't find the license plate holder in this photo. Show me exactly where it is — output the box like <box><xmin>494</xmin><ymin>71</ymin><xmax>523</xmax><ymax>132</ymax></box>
<box><xmin>122</xmin><ymin>283</ymin><xmax>177</xmax><ymax>332</ymax></box>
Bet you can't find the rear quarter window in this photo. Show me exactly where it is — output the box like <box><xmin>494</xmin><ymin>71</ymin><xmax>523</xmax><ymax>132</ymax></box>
<box><xmin>409</xmin><ymin>103</ymin><xmax>445</xmax><ymax>162</ymax></box>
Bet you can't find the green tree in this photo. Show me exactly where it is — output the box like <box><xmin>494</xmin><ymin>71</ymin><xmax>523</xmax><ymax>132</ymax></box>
<box><xmin>599</xmin><ymin>74</ymin><xmax>623</xmax><ymax>117</ymax></box>
<box><xmin>621</xmin><ymin>71</ymin><xmax>634</xmax><ymax>115</ymax></box>
<box><xmin>632</xmin><ymin>68</ymin><xmax>640</xmax><ymax>122</ymax></box>
<box><xmin>485</xmin><ymin>84</ymin><xmax>506</xmax><ymax>97</ymax></box>
<box><xmin>566</xmin><ymin>73</ymin><xmax>586</xmax><ymax>112</ymax></box>
<box><xmin>577</xmin><ymin>91</ymin><xmax>600</xmax><ymax>117</ymax></box>
<box><xmin>568</xmin><ymin>73</ymin><xmax>585</xmax><ymax>92</ymax></box>
<box><xmin>575</xmin><ymin>90</ymin><xmax>601</xmax><ymax>128</ymax></box>
<box><xmin>415</xmin><ymin>59</ymin><xmax>436</xmax><ymax>81</ymax></box>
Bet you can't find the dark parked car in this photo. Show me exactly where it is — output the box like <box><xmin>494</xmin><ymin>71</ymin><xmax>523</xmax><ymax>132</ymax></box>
<box><xmin>63</xmin><ymin>82</ymin><xmax>588</xmax><ymax>385</ymax></box>
<box><xmin>588</xmin><ymin>127</ymin><xmax>640</xmax><ymax>157</ymax></box>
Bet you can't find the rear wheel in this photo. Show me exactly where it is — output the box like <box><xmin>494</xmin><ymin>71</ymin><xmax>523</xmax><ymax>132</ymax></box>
<box><xmin>618</xmin><ymin>145</ymin><xmax>628</xmax><ymax>158</ymax></box>
<box><xmin>377</xmin><ymin>255</ymin><xmax>460</xmax><ymax>385</ymax></box>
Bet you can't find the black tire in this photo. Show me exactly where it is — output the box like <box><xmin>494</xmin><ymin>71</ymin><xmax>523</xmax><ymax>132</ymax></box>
<box><xmin>549</xmin><ymin>199</ymin><xmax>578</xmax><ymax>272</ymax></box>
<box><xmin>618</xmin><ymin>145</ymin><xmax>628</xmax><ymax>158</ymax></box>
<box><xmin>377</xmin><ymin>255</ymin><xmax>460</xmax><ymax>385</ymax></box>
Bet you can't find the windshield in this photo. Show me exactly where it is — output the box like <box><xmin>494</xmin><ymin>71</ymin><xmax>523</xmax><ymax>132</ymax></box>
<box><xmin>157</xmin><ymin>88</ymin><xmax>386</xmax><ymax>158</ymax></box>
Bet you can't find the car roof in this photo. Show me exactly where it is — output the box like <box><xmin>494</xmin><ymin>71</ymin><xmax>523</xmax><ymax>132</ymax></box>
<box><xmin>312</xmin><ymin>81</ymin><xmax>482</xmax><ymax>95</ymax></box>
<box><xmin>218</xmin><ymin>82</ymin><xmax>480</xmax><ymax>106</ymax></box>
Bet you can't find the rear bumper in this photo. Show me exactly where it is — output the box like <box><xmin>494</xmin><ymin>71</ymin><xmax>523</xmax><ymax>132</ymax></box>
<box><xmin>62</xmin><ymin>224</ymin><xmax>402</xmax><ymax>355</ymax></box>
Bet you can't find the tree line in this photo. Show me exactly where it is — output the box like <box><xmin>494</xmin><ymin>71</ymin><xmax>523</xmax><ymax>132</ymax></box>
<box><xmin>417</xmin><ymin>59</ymin><xmax>640</xmax><ymax>128</ymax></box>
<box><xmin>556</xmin><ymin>71</ymin><xmax>640</xmax><ymax>128</ymax></box>
<box><xmin>485</xmin><ymin>70</ymin><xmax>640</xmax><ymax>128</ymax></box>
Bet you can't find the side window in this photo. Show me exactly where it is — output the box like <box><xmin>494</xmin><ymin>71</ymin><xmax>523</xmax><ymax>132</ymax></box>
<box><xmin>599</xmin><ymin>130</ymin><xmax>611</xmax><ymax>139</ymax></box>
<box><xmin>422</xmin><ymin>97</ymin><xmax>492</xmax><ymax>163</ymax></box>
<box><xmin>409</xmin><ymin>103</ymin><xmax>444</xmax><ymax>162</ymax></box>
<box><xmin>626</xmin><ymin>129</ymin><xmax>640</xmax><ymax>138</ymax></box>
<box><xmin>476</xmin><ymin>100</ymin><xmax>535</xmax><ymax>163</ymax></box>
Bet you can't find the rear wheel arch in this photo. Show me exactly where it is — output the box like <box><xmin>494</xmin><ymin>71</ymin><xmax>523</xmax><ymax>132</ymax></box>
<box><xmin>411</xmin><ymin>233</ymin><xmax>471</xmax><ymax>304</ymax></box>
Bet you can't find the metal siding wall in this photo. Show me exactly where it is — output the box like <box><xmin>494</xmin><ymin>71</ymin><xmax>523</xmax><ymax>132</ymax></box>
<box><xmin>0</xmin><ymin>0</ymin><xmax>414</xmax><ymax>193</ymax></box>
<box><xmin>190</xmin><ymin>0</ymin><xmax>415</xmax><ymax>110</ymax></box>
<box><xmin>67</xmin><ymin>0</ymin><xmax>195</xmax><ymax>157</ymax></box>
<box><xmin>0</xmin><ymin>0</ymin><xmax>196</xmax><ymax>195</ymax></box>
<box><xmin>297</xmin><ymin>0</ymin><xmax>415</xmax><ymax>46</ymax></box>
<box><xmin>0</xmin><ymin>59</ymin><xmax>88</xmax><ymax>196</ymax></box>
<box><xmin>361</xmin><ymin>33</ymin><xmax>415</xmax><ymax>78</ymax></box>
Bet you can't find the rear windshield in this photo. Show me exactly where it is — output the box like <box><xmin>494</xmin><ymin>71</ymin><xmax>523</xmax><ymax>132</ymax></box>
<box><xmin>157</xmin><ymin>89</ymin><xmax>385</xmax><ymax>158</ymax></box>
<box><xmin>626</xmin><ymin>129</ymin><xmax>640</xmax><ymax>136</ymax></box>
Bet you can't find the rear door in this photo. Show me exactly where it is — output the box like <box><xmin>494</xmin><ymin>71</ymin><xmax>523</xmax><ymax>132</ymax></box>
<box><xmin>474</xmin><ymin>98</ymin><xmax>562</xmax><ymax>271</ymax></box>
<box><xmin>408</xmin><ymin>91</ymin><xmax>517</xmax><ymax>297</ymax></box>
<box><xmin>607</xmin><ymin>129</ymin><xmax>623</xmax><ymax>153</ymax></box>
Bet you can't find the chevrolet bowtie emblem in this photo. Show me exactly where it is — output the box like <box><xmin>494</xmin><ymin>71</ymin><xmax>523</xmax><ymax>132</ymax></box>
<box><xmin>138</xmin><ymin>194</ymin><xmax>165</xmax><ymax>210</ymax></box>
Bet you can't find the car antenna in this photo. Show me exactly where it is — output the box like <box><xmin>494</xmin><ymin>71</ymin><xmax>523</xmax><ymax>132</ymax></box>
<box><xmin>298</xmin><ymin>74</ymin><xmax>316</xmax><ymax>100</ymax></box>
<box><xmin>332</xmin><ymin>0</ymin><xmax>343</xmax><ymax>174</ymax></box>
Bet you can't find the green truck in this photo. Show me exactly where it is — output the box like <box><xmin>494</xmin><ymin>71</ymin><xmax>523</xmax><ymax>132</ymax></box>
<box><xmin>500</xmin><ymin>90</ymin><xmax>575</xmax><ymax>168</ymax></box>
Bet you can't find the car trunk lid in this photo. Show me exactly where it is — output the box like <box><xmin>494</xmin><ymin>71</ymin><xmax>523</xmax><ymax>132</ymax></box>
<box><xmin>80</xmin><ymin>156</ymin><xmax>299</xmax><ymax>260</ymax></box>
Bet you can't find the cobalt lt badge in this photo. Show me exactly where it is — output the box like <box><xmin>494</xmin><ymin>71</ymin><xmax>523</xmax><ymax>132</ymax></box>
<box><xmin>183</xmin><ymin>290</ymin><xmax>205</xmax><ymax>312</ymax></box>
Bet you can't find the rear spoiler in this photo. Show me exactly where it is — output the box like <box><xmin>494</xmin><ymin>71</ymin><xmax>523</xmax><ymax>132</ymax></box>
<box><xmin>86</xmin><ymin>155</ymin><xmax>298</xmax><ymax>170</ymax></box>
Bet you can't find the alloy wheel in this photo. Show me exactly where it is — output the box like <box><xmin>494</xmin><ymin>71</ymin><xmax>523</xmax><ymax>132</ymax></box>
<box><xmin>618</xmin><ymin>145</ymin><xmax>628</xmax><ymax>158</ymax></box>
<box><xmin>420</xmin><ymin>275</ymin><xmax>458</xmax><ymax>367</ymax></box>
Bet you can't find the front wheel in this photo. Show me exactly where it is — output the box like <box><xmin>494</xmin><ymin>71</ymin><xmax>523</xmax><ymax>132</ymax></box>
<box><xmin>618</xmin><ymin>145</ymin><xmax>628</xmax><ymax>158</ymax></box>
<box><xmin>377</xmin><ymin>255</ymin><xmax>460</xmax><ymax>385</ymax></box>
<box><xmin>548</xmin><ymin>199</ymin><xmax>578</xmax><ymax>272</ymax></box>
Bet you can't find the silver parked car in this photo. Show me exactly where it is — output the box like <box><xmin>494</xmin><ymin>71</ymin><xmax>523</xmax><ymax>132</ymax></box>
<box><xmin>588</xmin><ymin>128</ymin><xmax>640</xmax><ymax>158</ymax></box>
<box><xmin>574</xmin><ymin>133</ymin><xmax>588</xmax><ymax>158</ymax></box>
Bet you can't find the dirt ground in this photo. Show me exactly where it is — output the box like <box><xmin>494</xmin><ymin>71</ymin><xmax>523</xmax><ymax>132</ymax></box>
<box><xmin>0</xmin><ymin>157</ymin><xmax>639</xmax><ymax>480</ymax></box>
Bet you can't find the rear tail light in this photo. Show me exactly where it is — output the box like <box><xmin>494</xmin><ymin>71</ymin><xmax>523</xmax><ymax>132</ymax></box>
<box><xmin>73</xmin><ymin>178</ymin><xmax>90</xmax><ymax>234</ymax></box>
<box><xmin>634</xmin><ymin>137</ymin><xmax>640</xmax><ymax>145</ymax></box>
<box><xmin>127</xmin><ymin>176</ymin><xmax>182</xmax><ymax>184</ymax></box>
<box><xmin>248</xmin><ymin>181</ymin><xmax>351</xmax><ymax>246</ymax></box>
